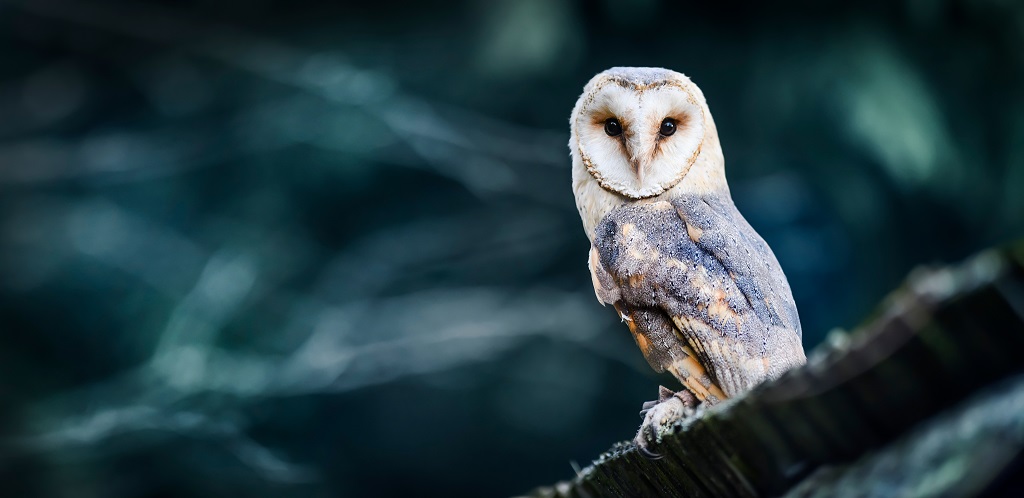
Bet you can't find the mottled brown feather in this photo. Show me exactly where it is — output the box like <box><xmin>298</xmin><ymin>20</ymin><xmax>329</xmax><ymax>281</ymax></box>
<box><xmin>590</xmin><ymin>194</ymin><xmax>805</xmax><ymax>401</ymax></box>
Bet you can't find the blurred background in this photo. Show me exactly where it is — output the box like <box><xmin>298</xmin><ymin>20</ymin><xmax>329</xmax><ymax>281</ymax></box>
<box><xmin>0</xmin><ymin>0</ymin><xmax>1022</xmax><ymax>496</ymax></box>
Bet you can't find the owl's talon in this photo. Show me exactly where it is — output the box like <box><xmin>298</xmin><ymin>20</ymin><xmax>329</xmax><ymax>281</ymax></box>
<box><xmin>636</xmin><ymin>443</ymin><xmax>663</xmax><ymax>460</ymax></box>
<box><xmin>634</xmin><ymin>417</ymin><xmax>664</xmax><ymax>460</ymax></box>
<box><xmin>634</xmin><ymin>388</ymin><xmax>696</xmax><ymax>459</ymax></box>
<box><xmin>639</xmin><ymin>400</ymin><xmax>659</xmax><ymax>418</ymax></box>
<box><xmin>640</xmin><ymin>386</ymin><xmax>694</xmax><ymax>419</ymax></box>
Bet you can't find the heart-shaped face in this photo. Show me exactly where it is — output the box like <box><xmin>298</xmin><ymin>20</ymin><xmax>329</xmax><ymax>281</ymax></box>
<box><xmin>571</xmin><ymin>67</ymin><xmax>708</xmax><ymax>199</ymax></box>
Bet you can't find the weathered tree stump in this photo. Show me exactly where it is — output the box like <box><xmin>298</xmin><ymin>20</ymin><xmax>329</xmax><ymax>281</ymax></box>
<box><xmin>525</xmin><ymin>243</ymin><xmax>1024</xmax><ymax>497</ymax></box>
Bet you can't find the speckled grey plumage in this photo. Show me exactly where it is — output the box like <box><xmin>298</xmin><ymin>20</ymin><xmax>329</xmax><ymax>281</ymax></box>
<box><xmin>592</xmin><ymin>193</ymin><xmax>805</xmax><ymax>399</ymax></box>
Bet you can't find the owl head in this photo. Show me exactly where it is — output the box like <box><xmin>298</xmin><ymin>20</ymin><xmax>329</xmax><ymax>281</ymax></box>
<box><xmin>570</xmin><ymin>67</ymin><xmax>725</xmax><ymax>201</ymax></box>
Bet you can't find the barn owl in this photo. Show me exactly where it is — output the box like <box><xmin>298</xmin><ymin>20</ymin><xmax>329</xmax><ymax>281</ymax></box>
<box><xmin>569</xmin><ymin>67</ymin><xmax>806</xmax><ymax>457</ymax></box>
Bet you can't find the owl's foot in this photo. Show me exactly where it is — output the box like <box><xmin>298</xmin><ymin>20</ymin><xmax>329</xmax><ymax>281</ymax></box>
<box><xmin>634</xmin><ymin>386</ymin><xmax>697</xmax><ymax>460</ymax></box>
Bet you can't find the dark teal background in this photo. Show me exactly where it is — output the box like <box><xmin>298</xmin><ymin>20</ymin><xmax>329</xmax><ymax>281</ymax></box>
<box><xmin>1</xmin><ymin>0</ymin><xmax>1022</xmax><ymax>496</ymax></box>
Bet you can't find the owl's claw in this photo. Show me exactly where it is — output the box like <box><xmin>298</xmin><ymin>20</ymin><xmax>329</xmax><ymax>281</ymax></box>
<box><xmin>636</xmin><ymin>443</ymin><xmax>664</xmax><ymax>460</ymax></box>
<box><xmin>638</xmin><ymin>399</ymin><xmax>659</xmax><ymax>418</ymax></box>
<box><xmin>639</xmin><ymin>385</ymin><xmax>692</xmax><ymax>418</ymax></box>
<box><xmin>634</xmin><ymin>386</ymin><xmax>697</xmax><ymax>460</ymax></box>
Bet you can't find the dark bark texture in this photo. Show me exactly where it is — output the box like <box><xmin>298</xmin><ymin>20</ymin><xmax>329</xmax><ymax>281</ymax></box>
<box><xmin>525</xmin><ymin>242</ymin><xmax>1024</xmax><ymax>497</ymax></box>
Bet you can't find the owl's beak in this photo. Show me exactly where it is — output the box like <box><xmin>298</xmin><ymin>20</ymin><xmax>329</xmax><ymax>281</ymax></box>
<box><xmin>631</xmin><ymin>159</ymin><xmax>645</xmax><ymax>184</ymax></box>
<box><xmin>625</xmin><ymin>133</ymin><xmax>652</xmax><ymax>186</ymax></box>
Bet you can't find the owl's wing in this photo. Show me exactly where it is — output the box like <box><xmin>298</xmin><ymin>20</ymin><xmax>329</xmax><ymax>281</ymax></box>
<box><xmin>590</xmin><ymin>195</ymin><xmax>804</xmax><ymax>401</ymax></box>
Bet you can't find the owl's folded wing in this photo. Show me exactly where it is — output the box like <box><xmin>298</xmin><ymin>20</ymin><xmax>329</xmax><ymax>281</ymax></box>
<box><xmin>590</xmin><ymin>196</ymin><xmax>804</xmax><ymax>399</ymax></box>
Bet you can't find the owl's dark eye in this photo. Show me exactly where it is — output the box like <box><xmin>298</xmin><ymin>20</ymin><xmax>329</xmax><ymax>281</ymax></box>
<box><xmin>659</xmin><ymin>118</ymin><xmax>677</xmax><ymax>137</ymax></box>
<box><xmin>604</xmin><ymin>118</ymin><xmax>623</xmax><ymax>137</ymax></box>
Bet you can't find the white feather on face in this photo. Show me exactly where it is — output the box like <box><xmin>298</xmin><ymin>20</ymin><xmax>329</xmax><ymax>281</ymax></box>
<box><xmin>570</xmin><ymin>67</ymin><xmax>728</xmax><ymax>239</ymax></box>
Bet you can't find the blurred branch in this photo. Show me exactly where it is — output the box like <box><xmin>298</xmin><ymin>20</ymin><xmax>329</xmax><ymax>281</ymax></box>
<box><xmin>2</xmin><ymin>0</ymin><xmax>566</xmax><ymax>200</ymax></box>
<box><xmin>11</xmin><ymin>405</ymin><xmax>316</xmax><ymax>483</ymax></box>
<box><xmin>8</xmin><ymin>283</ymin><xmax>613</xmax><ymax>481</ymax></box>
<box><xmin>1</xmin><ymin>183</ymin><xmax>642</xmax><ymax>484</ymax></box>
